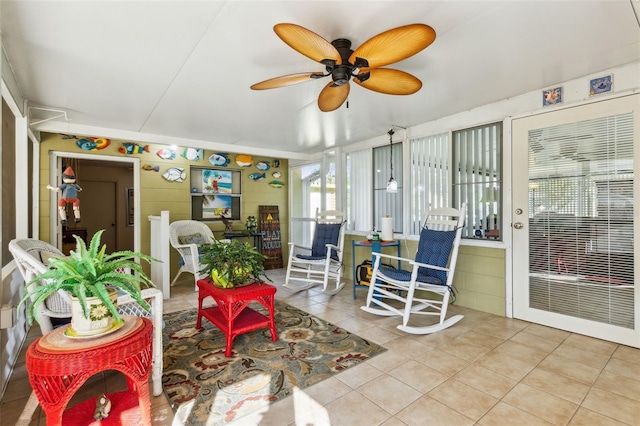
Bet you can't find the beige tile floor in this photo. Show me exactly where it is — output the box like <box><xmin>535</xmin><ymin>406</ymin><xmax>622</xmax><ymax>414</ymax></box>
<box><xmin>2</xmin><ymin>269</ymin><xmax>640</xmax><ymax>425</ymax></box>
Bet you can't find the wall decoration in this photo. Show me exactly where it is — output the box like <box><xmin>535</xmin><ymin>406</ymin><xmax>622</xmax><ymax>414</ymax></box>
<box><xmin>249</xmin><ymin>172</ymin><xmax>266</xmax><ymax>181</ymax></box>
<box><xmin>208</xmin><ymin>153</ymin><xmax>230</xmax><ymax>166</ymax></box>
<box><xmin>76</xmin><ymin>138</ymin><xmax>98</xmax><ymax>151</ymax></box>
<box><xmin>589</xmin><ymin>75</ymin><xmax>613</xmax><ymax>96</ymax></box>
<box><xmin>272</xmin><ymin>171</ymin><xmax>282</xmax><ymax>179</ymax></box>
<box><xmin>202</xmin><ymin>169</ymin><xmax>232</xmax><ymax>193</ymax></box>
<box><xmin>126</xmin><ymin>187</ymin><xmax>134</xmax><ymax>226</ymax></box>
<box><xmin>119</xmin><ymin>142</ymin><xmax>150</xmax><ymax>155</ymax></box>
<box><xmin>255</xmin><ymin>161</ymin><xmax>270</xmax><ymax>171</ymax></box>
<box><xmin>163</xmin><ymin>167</ymin><xmax>186</xmax><ymax>182</ymax></box>
<box><xmin>181</xmin><ymin>148</ymin><xmax>204</xmax><ymax>161</ymax></box>
<box><xmin>235</xmin><ymin>154</ymin><xmax>253</xmax><ymax>167</ymax></box>
<box><xmin>46</xmin><ymin>166</ymin><xmax>82</xmax><ymax>226</ymax></box>
<box><xmin>272</xmin><ymin>160</ymin><xmax>280</xmax><ymax>168</ymax></box>
<box><xmin>202</xmin><ymin>194</ymin><xmax>233</xmax><ymax>219</ymax></box>
<box><xmin>269</xmin><ymin>180</ymin><xmax>284</xmax><ymax>188</ymax></box>
<box><xmin>157</xmin><ymin>148</ymin><xmax>176</xmax><ymax>160</ymax></box>
<box><xmin>142</xmin><ymin>164</ymin><xmax>160</xmax><ymax>172</ymax></box>
<box><xmin>93</xmin><ymin>138</ymin><xmax>110</xmax><ymax>149</ymax></box>
<box><xmin>74</xmin><ymin>137</ymin><xmax>110</xmax><ymax>151</ymax></box>
<box><xmin>542</xmin><ymin>87</ymin><xmax>562</xmax><ymax>106</ymax></box>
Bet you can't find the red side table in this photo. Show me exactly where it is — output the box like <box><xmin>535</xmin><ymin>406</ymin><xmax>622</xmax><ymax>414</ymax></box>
<box><xmin>196</xmin><ymin>279</ymin><xmax>277</xmax><ymax>356</ymax></box>
<box><xmin>26</xmin><ymin>317</ymin><xmax>153</xmax><ymax>426</ymax></box>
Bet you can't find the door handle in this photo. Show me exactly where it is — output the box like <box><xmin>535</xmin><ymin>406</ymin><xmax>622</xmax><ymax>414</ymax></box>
<box><xmin>513</xmin><ymin>222</ymin><xmax>524</xmax><ymax>229</ymax></box>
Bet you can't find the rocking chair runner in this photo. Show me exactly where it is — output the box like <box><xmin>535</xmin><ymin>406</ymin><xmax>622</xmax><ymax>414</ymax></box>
<box><xmin>284</xmin><ymin>210</ymin><xmax>346</xmax><ymax>295</ymax></box>
<box><xmin>361</xmin><ymin>203</ymin><xmax>467</xmax><ymax>334</ymax></box>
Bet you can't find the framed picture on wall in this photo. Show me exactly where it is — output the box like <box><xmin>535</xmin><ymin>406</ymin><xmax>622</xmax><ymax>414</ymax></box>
<box><xmin>126</xmin><ymin>187</ymin><xmax>134</xmax><ymax>226</ymax></box>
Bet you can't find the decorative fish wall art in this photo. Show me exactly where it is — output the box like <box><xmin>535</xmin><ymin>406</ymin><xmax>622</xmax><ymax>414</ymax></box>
<box><xmin>163</xmin><ymin>167</ymin><xmax>186</xmax><ymax>182</ymax></box>
<box><xmin>157</xmin><ymin>148</ymin><xmax>176</xmax><ymax>160</ymax></box>
<box><xmin>269</xmin><ymin>180</ymin><xmax>284</xmax><ymax>188</ymax></box>
<box><xmin>209</xmin><ymin>153</ymin><xmax>230</xmax><ymax>166</ymax></box>
<box><xmin>182</xmin><ymin>148</ymin><xmax>204</xmax><ymax>161</ymax></box>
<box><xmin>272</xmin><ymin>171</ymin><xmax>282</xmax><ymax>179</ymax></box>
<box><xmin>119</xmin><ymin>143</ymin><xmax>149</xmax><ymax>155</ymax></box>
<box><xmin>255</xmin><ymin>161</ymin><xmax>270</xmax><ymax>171</ymax></box>
<box><xmin>235</xmin><ymin>154</ymin><xmax>253</xmax><ymax>167</ymax></box>
<box><xmin>76</xmin><ymin>137</ymin><xmax>110</xmax><ymax>151</ymax></box>
<box><xmin>142</xmin><ymin>164</ymin><xmax>160</xmax><ymax>172</ymax></box>
<box><xmin>249</xmin><ymin>173</ymin><xmax>266</xmax><ymax>181</ymax></box>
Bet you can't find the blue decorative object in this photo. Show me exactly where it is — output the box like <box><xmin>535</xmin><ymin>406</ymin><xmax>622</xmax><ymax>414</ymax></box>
<box><xmin>542</xmin><ymin>87</ymin><xmax>562</xmax><ymax>106</ymax></box>
<box><xmin>589</xmin><ymin>75</ymin><xmax>613</xmax><ymax>96</ymax></box>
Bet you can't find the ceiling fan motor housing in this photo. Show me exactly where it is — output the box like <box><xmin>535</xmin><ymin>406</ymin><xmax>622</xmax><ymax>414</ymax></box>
<box><xmin>329</xmin><ymin>38</ymin><xmax>356</xmax><ymax>85</ymax></box>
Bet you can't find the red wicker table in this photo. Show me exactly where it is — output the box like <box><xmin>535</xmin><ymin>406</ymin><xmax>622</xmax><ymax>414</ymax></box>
<box><xmin>26</xmin><ymin>316</ymin><xmax>153</xmax><ymax>426</ymax></box>
<box><xmin>196</xmin><ymin>279</ymin><xmax>277</xmax><ymax>356</ymax></box>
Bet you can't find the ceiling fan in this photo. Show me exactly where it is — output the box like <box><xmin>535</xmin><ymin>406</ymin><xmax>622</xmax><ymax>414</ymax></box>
<box><xmin>250</xmin><ymin>23</ymin><xmax>436</xmax><ymax>112</ymax></box>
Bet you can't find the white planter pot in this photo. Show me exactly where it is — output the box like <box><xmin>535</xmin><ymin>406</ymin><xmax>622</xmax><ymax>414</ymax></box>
<box><xmin>70</xmin><ymin>287</ymin><xmax>118</xmax><ymax>336</ymax></box>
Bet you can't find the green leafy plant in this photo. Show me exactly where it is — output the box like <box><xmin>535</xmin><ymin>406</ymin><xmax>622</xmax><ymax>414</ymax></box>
<box><xmin>19</xmin><ymin>229</ymin><xmax>159</xmax><ymax>325</ymax></box>
<box><xmin>198</xmin><ymin>239</ymin><xmax>269</xmax><ymax>288</ymax></box>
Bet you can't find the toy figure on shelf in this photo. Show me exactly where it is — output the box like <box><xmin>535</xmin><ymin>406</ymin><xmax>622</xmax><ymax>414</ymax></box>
<box><xmin>220</xmin><ymin>215</ymin><xmax>234</xmax><ymax>234</ymax></box>
<box><xmin>47</xmin><ymin>166</ymin><xmax>82</xmax><ymax>226</ymax></box>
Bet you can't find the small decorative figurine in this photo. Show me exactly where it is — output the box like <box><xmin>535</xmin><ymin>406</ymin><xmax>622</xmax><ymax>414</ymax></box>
<box><xmin>246</xmin><ymin>216</ymin><xmax>258</xmax><ymax>234</ymax></box>
<box><xmin>47</xmin><ymin>166</ymin><xmax>82</xmax><ymax>226</ymax></box>
<box><xmin>93</xmin><ymin>393</ymin><xmax>112</xmax><ymax>420</ymax></box>
<box><xmin>221</xmin><ymin>215</ymin><xmax>234</xmax><ymax>234</ymax></box>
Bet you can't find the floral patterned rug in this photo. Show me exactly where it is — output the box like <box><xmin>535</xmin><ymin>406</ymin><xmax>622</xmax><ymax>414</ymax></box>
<box><xmin>162</xmin><ymin>300</ymin><xmax>386</xmax><ymax>425</ymax></box>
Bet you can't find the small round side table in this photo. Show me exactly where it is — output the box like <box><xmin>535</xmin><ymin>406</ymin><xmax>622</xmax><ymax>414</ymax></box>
<box><xmin>26</xmin><ymin>316</ymin><xmax>153</xmax><ymax>426</ymax></box>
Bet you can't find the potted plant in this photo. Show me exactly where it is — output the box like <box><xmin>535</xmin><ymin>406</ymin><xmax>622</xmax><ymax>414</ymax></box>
<box><xmin>19</xmin><ymin>229</ymin><xmax>158</xmax><ymax>336</ymax></box>
<box><xmin>198</xmin><ymin>239</ymin><xmax>269</xmax><ymax>288</ymax></box>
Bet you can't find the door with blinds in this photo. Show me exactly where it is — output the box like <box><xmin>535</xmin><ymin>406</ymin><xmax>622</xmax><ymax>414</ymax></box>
<box><xmin>512</xmin><ymin>94</ymin><xmax>639</xmax><ymax>347</ymax></box>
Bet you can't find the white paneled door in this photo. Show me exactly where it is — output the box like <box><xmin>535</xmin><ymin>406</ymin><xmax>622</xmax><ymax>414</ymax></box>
<box><xmin>512</xmin><ymin>94</ymin><xmax>639</xmax><ymax>347</ymax></box>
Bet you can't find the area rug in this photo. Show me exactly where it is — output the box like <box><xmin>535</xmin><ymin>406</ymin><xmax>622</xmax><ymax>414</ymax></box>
<box><xmin>162</xmin><ymin>300</ymin><xmax>386</xmax><ymax>425</ymax></box>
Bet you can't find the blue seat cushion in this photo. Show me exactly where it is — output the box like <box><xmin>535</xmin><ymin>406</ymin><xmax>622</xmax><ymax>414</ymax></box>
<box><xmin>310</xmin><ymin>223</ymin><xmax>342</xmax><ymax>260</ymax></box>
<box><xmin>378</xmin><ymin>265</ymin><xmax>444</xmax><ymax>285</ymax></box>
<box><xmin>415</xmin><ymin>228</ymin><xmax>456</xmax><ymax>284</ymax></box>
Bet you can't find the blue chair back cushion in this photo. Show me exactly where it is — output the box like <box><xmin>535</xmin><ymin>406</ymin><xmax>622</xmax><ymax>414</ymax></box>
<box><xmin>415</xmin><ymin>228</ymin><xmax>457</xmax><ymax>284</ymax></box>
<box><xmin>378</xmin><ymin>266</ymin><xmax>444</xmax><ymax>285</ymax></box>
<box><xmin>308</xmin><ymin>223</ymin><xmax>342</xmax><ymax>260</ymax></box>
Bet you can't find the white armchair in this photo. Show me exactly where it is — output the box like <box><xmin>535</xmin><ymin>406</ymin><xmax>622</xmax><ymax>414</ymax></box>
<box><xmin>8</xmin><ymin>238</ymin><xmax>164</xmax><ymax>396</ymax></box>
<box><xmin>169</xmin><ymin>220</ymin><xmax>228</xmax><ymax>290</ymax></box>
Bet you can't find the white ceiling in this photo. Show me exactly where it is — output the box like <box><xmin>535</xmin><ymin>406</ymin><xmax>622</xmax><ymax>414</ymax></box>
<box><xmin>2</xmin><ymin>1</ymin><xmax>639</xmax><ymax>159</ymax></box>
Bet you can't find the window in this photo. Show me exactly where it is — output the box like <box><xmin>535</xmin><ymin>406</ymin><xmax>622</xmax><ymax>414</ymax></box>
<box><xmin>190</xmin><ymin>167</ymin><xmax>242</xmax><ymax>221</ymax></box>
<box><xmin>453</xmin><ymin>122</ymin><xmax>502</xmax><ymax>240</ymax></box>
<box><xmin>373</xmin><ymin>142</ymin><xmax>402</xmax><ymax>233</ymax></box>
<box><xmin>346</xmin><ymin>149</ymin><xmax>372</xmax><ymax>231</ymax></box>
<box><xmin>410</xmin><ymin>133</ymin><xmax>449</xmax><ymax>234</ymax></box>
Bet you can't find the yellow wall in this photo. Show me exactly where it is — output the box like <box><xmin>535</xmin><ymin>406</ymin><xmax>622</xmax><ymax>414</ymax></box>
<box><xmin>39</xmin><ymin>133</ymin><xmax>289</xmax><ymax>277</ymax></box>
<box><xmin>343</xmin><ymin>234</ymin><xmax>506</xmax><ymax>316</ymax></box>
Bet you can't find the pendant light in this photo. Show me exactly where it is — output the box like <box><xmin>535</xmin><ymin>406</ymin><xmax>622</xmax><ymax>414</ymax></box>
<box><xmin>386</xmin><ymin>128</ymin><xmax>397</xmax><ymax>193</ymax></box>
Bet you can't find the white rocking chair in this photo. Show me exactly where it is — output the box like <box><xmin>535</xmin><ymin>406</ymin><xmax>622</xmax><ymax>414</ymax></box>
<box><xmin>284</xmin><ymin>210</ymin><xmax>346</xmax><ymax>295</ymax></box>
<box><xmin>361</xmin><ymin>203</ymin><xmax>466</xmax><ymax>334</ymax></box>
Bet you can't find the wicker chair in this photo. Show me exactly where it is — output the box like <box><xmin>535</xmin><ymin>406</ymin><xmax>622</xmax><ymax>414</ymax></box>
<box><xmin>8</xmin><ymin>238</ymin><xmax>164</xmax><ymax>397</ymax></box>
<box><xmin>169</xmin><ymin>220</ymin><xmax>227</xmax><ymax>290</ymax></box>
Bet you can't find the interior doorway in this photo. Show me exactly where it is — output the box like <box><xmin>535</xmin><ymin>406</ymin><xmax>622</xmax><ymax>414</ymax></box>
<box><xmin>49</xmin><ymin>151</ymin><xmax>141</xmax><ymax>253</ymax></box>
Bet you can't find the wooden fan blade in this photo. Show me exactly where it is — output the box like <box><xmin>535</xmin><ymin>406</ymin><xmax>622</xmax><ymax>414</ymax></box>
<box><xmin>274</xmin><ymin>23</ymin><xmax>341</xmax><ymax>65</ymax></box>
<box><xmin>318</xmin><ymin>81</ymin><xmax>350</xmax><ymax>112</ymax></box>
<box><xmin>354</xmin><ymin>68</ymin><xmax>422</xmax><ymax>95</ymax></box>
<box><xmin>349</xmin><ymin>24</ymin><xmax>436</xmax><ymax>69</ymax></box>
<box><xmin>250</xmin><ymin>72</ymin><xmax>325</xmax><ymax>90</ymax></box>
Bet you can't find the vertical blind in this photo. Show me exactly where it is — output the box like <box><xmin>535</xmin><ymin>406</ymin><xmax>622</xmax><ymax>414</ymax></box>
<box><xmin>346</xmin><ymin>149</ymin><xmax>372</xmax><ymax>232</ymax></box>
<box><xmin>527</xmin><ymin>112</ymin><xmax>634</xmax><ymax>328</ymax></box>
<box><xmin>410</xmin><ymin>133</ymin><xmax>449</xmax><ymax>234</ymax></box>
<box><xmin>453</xmin><ymin>123</ymin><xmax>502</xmax><ymax>239</ymax></box>
<box><xmin>373</xmin><ymin>143</ymin><xmax>402</xmax><ymax>232</ymax></box>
